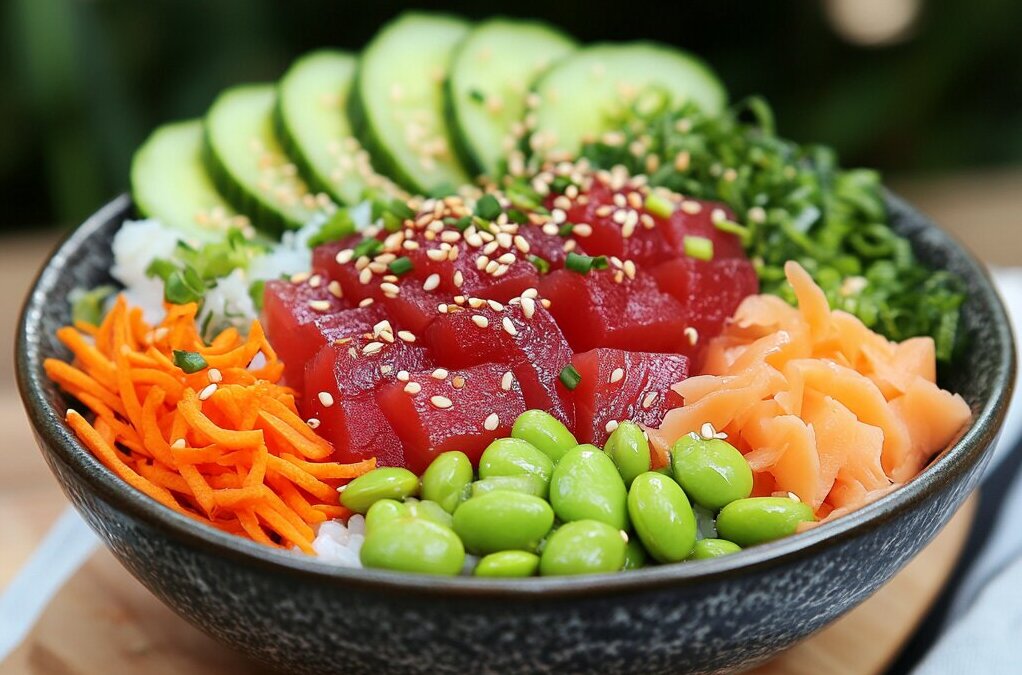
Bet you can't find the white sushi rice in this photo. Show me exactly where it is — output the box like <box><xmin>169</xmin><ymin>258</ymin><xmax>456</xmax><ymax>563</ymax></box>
<box><xmin>312</xmin><ymin>514</ymin><xmax>366</xmax><ymax>568</ymax></box>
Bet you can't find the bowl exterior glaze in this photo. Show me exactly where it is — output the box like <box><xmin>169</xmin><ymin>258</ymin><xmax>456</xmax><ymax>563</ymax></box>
<box><xmin>18</xmin><ymin>194</ymin><xmax>1014</xmax><ymax>675</ymax></box>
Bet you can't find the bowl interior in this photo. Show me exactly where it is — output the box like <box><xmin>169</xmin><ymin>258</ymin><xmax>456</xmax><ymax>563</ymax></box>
<box><xmin>15</xmin><ymin>192</ymin><xmax>1016</xmax><ymax>595</ymax></box>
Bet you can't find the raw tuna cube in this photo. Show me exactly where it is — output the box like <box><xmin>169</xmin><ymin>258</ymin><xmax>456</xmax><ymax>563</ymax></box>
<box><xmin>569</xmin><ymin>348</ymin><xmax>688</xmax><ymax>446</ymax></box>
<box><xmin>422</xmin><ymin>300</ymin><xmax>574</xmax><ymax>425</ymax></box>
<box><xmin>302</xmin><ymin>337</ymin><xmax>433</xmax><ymax>467</ymax></box>
<box><xmin>311</xmin><ymin>237</ymin><xmax>386</xmax><ymax>305</ymax></box>
<box><xmin>661</xmin><ymin>200</ymin><xmax>746</xmax><ymax>261</ymax></box>
<box><xmin>378</xmin><ymin>281</ymin><xmax>443</xmax><ymax>334</ymax></box>
<box><xmin>650</xmin><ymin>256</ymin><xmax>759</xmax><ymax>352</ymax></box>
<box><xmin>263</xmin><ymin>276</ymin><xmax>352</xmax><ymax>388</ymax></box>
<box><xmin>376</xmin><ymin>362</ymin><xmax>528</xmax><ymax>473</ymax></box>
<box><xmin>540</xmin><ymin>269</ymin><xmax>690</xmax><ymax>354</ymax></box>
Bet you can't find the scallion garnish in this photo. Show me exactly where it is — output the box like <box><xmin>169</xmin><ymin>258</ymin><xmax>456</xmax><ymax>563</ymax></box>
<box><xmin>164</xmin><ymin>268</ymin><xmax>206</xmax><ymax>305</ymax></box>
<box><xmin>684</xmin><ymin>236</ymin><xmax>714</xmax><ymax>261</ymax></box>
<box><xmin>475</xmin><ymin>194</ymin><xmax>502</xmax><ymax>220</ymax></box>
<box><xmin>529</xmin><ymin>255</ymin><xmax>551</xmax><ymax>274</ymax></box>
<box><xmin>389</xmin><ymin>256</ymin><xmax>414</xmax><ymax>276</ymax></box>
<box><xmin>308</xmin><ymin>208</ymin><xmax>356</xmax><ymax>247</ymax></box>
<box><xmin>173</xmin><ymin>349</ymin><xmax>208</xmax><ymax>374</ymax></box>
<box><xmin>388</xmin><ymin>198</ymin><xmax>415</xmax><ymax>220</ymax></box>
<box><xmin>468</xmin><ymin>88</ymin><xmax>485</xmax><ymax>103</ymax></box>
<box><xmin>558</xmin><ymin>223</ymin><xmax>575</xmax><ymax>237</ymax></box>
<box><xmin>550</xmin><ymin>176</ymin><xmax>573</xmax><ymax>194</ymax></box>
<box><xmin>559</xmin><ymin>364</ymin><xmax>582</xmax><ymax>390</ymax></box>
<box><xmin>507</xmin><ymin>208</ymin><xmax>529</xmax><ymax>224</ymax></box>
<box><xmin>644</xmin><ymin>192</ymin><xmax>675</xmax><ymax>219</ymax></box>
<box><xmin>353</xmin><ymin>237</ymin><xmax>384</xmax><ymax>258</ymax></box>
<box><xmin>565</xmin><ymin>252</ymin><xmax>609</xmax><ymax>274</ymax></box>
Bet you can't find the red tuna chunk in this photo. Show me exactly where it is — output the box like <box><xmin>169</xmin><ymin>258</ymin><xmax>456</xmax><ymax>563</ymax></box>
<box><xmin>376</xmin><ymin>362</ymin><xmax>528</xmax><ymax>473</ymax></box>
<box><xmin>569</xmin><ymin>348</ymin><xmax>688</xmax><ymax>446</ymax></box>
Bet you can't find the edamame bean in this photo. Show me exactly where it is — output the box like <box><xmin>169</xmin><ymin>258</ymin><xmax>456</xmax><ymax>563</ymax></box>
<box><xmin>471</xmin><ymin>475</ymin><xmax>547</xmax><ymax>498</ymax></box>
<box><xmin>627</xmin><ymin>472</ymin><xmax>697</xmax><ymax>562</ymax></box>
<box><xmin>511</xmin><ymin>410</ymin><xmax>578</xmax><ymax>463</ymax></box>
<box><xmin>474</xmin><ymin>550</ymin><xmax>541</xmax><ymax>578</ymax></box>
<box><xmin>688</xmin><ymin>538</ymin><xmax>742</xmax><ymax>560</ymax></box>
<box><xmin>604</xmin><ymin>421</ymin><xmax>651</xmax><ymax>486</ymax></box>
<box><xmin>623</xmin><ymin>537</ymin><xmax>648</xmax><ymax>570</ymax></box>
<box><xmin>340</xmin><ymin>467</ymin><xmax>419</xmax><ymax>513</ymax></box>
<box><xmin>405</xmin><ymin>499</ymin><xmax>454</xmax><ymax>529</ymax></box>
<box><xmin>479</xmin><ymin>438</ymin><xmax>554</xmax><ymax>497</ymax></box>
<box><xmin>453</xmin><ymin>490</ymin><xmax>555</xmax><ymax>554</ymax></box>
<box><xmin>549</xmin><ymin>445</ymin><xmax>629</xmax><ymax>530</ymax></box>
<box><xmin>715</xmin><ymin>497</ymin><xmax>816</xmax><ymax>547</ymax></box>
<box><xmin>364</xmin><ymin>498</ymin><xmax>406</xmax><ymax>532</ymax></box>
<box><xmin>671</xmin><ymin>435</ymin><xmax>753</xmax><ymax>511</ymax></box>
<box><xmin>539</xmin><ymin>520</ymin><xmax>627</xmax><ymax>576</ymax></box>
<box><xmin>420</xmin><ymin>451</ymin><xmax>473</xmax><ymax>513</ymax></box>
<box><xmin>360</xmin><ymin>517</ymin><xmax>465</xmax><ymax>575</ymax></box>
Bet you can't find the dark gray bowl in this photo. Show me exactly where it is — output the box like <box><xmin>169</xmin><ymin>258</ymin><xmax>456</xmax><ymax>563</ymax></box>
<box><xmin>17</xmin><ymin>193</ymin><xmax>1015</xmax><ymax>675</ymax></box>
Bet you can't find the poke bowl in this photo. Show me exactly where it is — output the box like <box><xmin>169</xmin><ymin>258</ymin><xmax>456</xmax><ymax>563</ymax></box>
<box><xmin>16</xmin><ymin>12</ymin><xmax>1016</xmax><ymax>675</ymax></box>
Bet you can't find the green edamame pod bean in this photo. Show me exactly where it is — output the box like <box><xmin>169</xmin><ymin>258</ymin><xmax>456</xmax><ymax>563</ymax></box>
<box><xmin>688</xmin><ymin>538</ymin><xmax>742</xmax><ymax>560</ymax></box>
<box><xmin>479</xmin><ymin>438</ymin><xmax>554</xmax><ymax>497</ymax></box>
<box><xmin>623</xmin><ymin>537</ymin><xmax>648</xmax><ymax>570</ymax></box>
<box><xmin>549</xmin><ymin>445</ymin><xmax>629</xmax><ymax>530</ymax></box>
<box><xmin>420</xmin><ymin>451</ymin><xmax>473</xmax><ymax>513</ymax></box>
<box><xmin>340</xmin><ymin>467</ymin><xmax>419</xmax><ymax>513</ymax></box>
<box><xmin>671</xmin><ymin>435</ymin><xmax>753</xmax><ymax>511</ymax></box>
<box><xmin>627</xmin><ymin>472</ymin><xmax>697</xmax><ymax>562</ymax></box>
<box><xmin>364</xmin><ymin>498</ymin><xmax>407</xmax><ymax>532</ymax></box>
<box><xmin>715</xmin><ymin>497</ymin><xmax>816</xmax><ymax>547</ymax></box>
<box><xmin>453</xmin><ymin>490</ymin><xmax>555</xmax><ymax>554</ymax></box>
<box><xmin>405</xmin><ymin>499</ymin><xmax>454</xmax><ymax>529</ymax></box>
<box><xmin>474</xmin><ymin>550</ymin><xmax>541</xmax><ymax>578</ymax></box>
<box><xmin>511</xmin><ymin>410</ymin><xmax>578</xmax><ymax>463</ymax></box>
<box><xmin>539</xmin><ymin>520</ymin><xmax>628</xmax><ymax>576</ymax></box>
<box><xmin>471</xmin><ymin>475</ymin><xmax>547</xmax><ymax>498</ymax></box>
<box><xmin>605</xmin><ymin>421</ymin><xmax>651</xmax><ymax>486</ymax></box>
<box><xmin>360</xmin><ymin>517</ymin><xmax>465</xmax><ymax>575</ymax></box>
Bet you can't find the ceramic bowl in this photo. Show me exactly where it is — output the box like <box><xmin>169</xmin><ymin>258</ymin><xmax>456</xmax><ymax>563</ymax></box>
<box><xmin>17</xmin><ymin>193</ymin><xmax>1015</xmax><ymax>674</ymax></box>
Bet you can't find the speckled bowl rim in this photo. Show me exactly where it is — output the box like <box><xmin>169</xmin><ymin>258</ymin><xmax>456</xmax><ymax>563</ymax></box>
<box><xmin>17</xmin><ymin>192</ymin><xmax>1016</xmax><ymax>601</ymax></box>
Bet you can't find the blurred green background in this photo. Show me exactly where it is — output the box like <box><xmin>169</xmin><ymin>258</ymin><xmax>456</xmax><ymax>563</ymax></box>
<box><xmin>2</xmin><ymin>0</ymin><xmax>1020</xmax><ymax>230</ymax></box>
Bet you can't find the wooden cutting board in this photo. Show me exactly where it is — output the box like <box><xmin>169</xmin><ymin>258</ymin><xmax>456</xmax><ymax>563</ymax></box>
<box><xmin>0</xmin><ymin>496</ymin><xmax>975</xmax><ymax>675</ymax></box>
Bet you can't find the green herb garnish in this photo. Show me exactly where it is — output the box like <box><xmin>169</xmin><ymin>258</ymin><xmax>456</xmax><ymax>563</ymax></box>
<box><xmin>164</xmin><ymin>267</ymin><xmax>206</xmax><ymax>305</ymax></box>
<box><xmin>69</xmin><ymin>285</ymin><xmax>116</xmax><ymax>326</ymax></box>
<box><xmin>389</xmin><ymin>256</ymin><xmax>414</xmax><ymax>276</ymax></box>
<box><xmin>529</xmin><ymin>255</ymin><xmax>551</xmax><ymax>274</ymax></box>
<box><xmin>353</xmin><ymin>237</ymin><xmax>384</xmax><ymax>258</ymax></box>
<box><xmin>565</xmin><ymin>252</ymin><xmax>609</xmax><ymax>274</ymax></box>
<box><xmin>644</xmin><ymin>192</ymin><xmax>674</xmax><ymax>219</ymax></box>
<box><xmin>172</xmin><ymin>349</ymin><xmax>208</xmax><ymax>374</ymax></box>
<box><xmin>468</xmin><ymin>88</ymin><xmax>485</xmax><ymax>103</ymax></box>
<box><xmin>559</xmin><ymin>364</ymin><xmax>582</xmax><ymax>390</ymax></box>
<box><xmin>683</xmin><ymin>235</ymin><xmax>714</xmax><ymax>261</ymax></box>
<box><xmin>475</xmin><ymin>194</ymin><xmax>503</xmax><ymax>220</ymax></box>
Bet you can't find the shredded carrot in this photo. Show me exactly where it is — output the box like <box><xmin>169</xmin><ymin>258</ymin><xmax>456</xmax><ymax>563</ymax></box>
<box><xmin>44</xmin><ymin>295</ymin><xmax>375</xmax><ymax>553</ymax></box>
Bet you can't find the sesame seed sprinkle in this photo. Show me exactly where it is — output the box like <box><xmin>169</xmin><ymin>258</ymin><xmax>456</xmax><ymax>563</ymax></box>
<box><xmin>307</xmin><ymin>418</ymin><xmax>321</xmax><ymax>430</ymax></box>
<box><xmin>397</xmin><ymin>370</ymin><xmax>410</xmax><ymax>382</ymax></box>
<box><xmin>362</xmin><ymin>341</ymin><xmax>385</xmax><ymax>356</ymax></box>
<box><xmin>641</xmin><ymin>392</ymin><xmax>658</xmax><ymax>409</ymax></box>
<box><xmin>605</xmin><ymin>420</ymin><xmax>619</xmax><ymax>433</ymax></box>
<box><xmin>431</xmin><ymin>368</ymin><xmax>449</xmax><ymax>380</ymax></box>
<box><xmin>308</xmin><ymin>299</ymin><xmax>331</xmax><ymax>313</ymax></box>
<box><xmin>404</xmin><ymin>381</ymin><xmax>422</xmax><ymax>395</ymax></box>
<box><xmin>423</xmin><ymin>273</ymin><xmax>441</xmax><ymax>291</ymax></box>
<box><xmin>610</xmin><ymin>368</ymin><xmax>624</xmax><ymax>384</ymax></box>
<box><xmin>502</xmin><ymin>317</ymin><xmax>518</xmax><ymax>336</ymax></box>
<box><xmin>472</xmin><ymin>315</ymin><xmax>489</xmax><ymax>328</ymax></box>
<box><xmin>430</xmin><ymin>395</ymin><xmax>453</xmax><ymax>410</ymax></box>
<box><xmin>501</xmin><ymin>371</ymin><xmax>514</xmax><ymax>391</ymax></box>
<box><xmin>208</xmin><ymin>368</ymin><xmax>222</xmax><ymax>383</ymax></box>
<box><xmin>484</xmin><ymin>413</ymin><xmax>499</xmax><ymax>431</ymax></box>
<box><xmin>398</xmin><ymin>331</ymin><xmax>416</xmax><ymax>342</ymax></box>
<box><xmin>318</xmin><ymin>391</ymin><xmax>335</xmax><ymax>406</ymax></box>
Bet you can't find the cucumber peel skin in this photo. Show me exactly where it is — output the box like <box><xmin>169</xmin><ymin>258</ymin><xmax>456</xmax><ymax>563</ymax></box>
<box><xmin>130</xmin><ymin>120</ymin><xmax>247</xmax><ymax>243</ymax></box>
<box><xmin>204</xmin><ymin>84</ymin><xmax>331</xmax><ymax>236</ymax></box>
<box><xmin>445</xmin><ymin>18</ymin><xmax>577</xmax><ymax>177</ymax></box>
<box><xmin>275</xmin><ymin>50</ymin><xmax>406</xmax><ymax>206</ymax></box>
<box><xmin>530</xmin><ymin>42</ymin><xmax>727</xmax><ymax>161</ymax></box>
<box><xmin>349</xmin><ymin>12</ymin><xmax>472</xmax><ymax>195</ymax></box>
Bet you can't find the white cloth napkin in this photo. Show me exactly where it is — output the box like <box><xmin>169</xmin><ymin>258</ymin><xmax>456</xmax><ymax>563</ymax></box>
<box><xmin>1</xmin><ymin>272</ymin><xmax>1019</xmax><ymax>668</ymax></box>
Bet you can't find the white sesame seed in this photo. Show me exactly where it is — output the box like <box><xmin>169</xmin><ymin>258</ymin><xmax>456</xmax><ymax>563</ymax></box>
<box><xmin>308</xmin><ymin>274</ymin><xmax>323</xmax><ymax>288</ymax></box>
<box><xmin>423</xmin><ymin>274</ymin><xmax>441</xmax><ymax>291</ymax></box>
<box><xmin>513</xmin><ymin>235</ymin><xmax>530</xmax><ymax>253</ymax></box>
<box><xmin>522</xmin><ymin>287</ymin><xmax>539</xmax><ymax>299</ymax></box>
<box><xmin>335</xmin><ymin>249</ymin><xmax>354</xmax><ymax>264</ymax></box>
<box><xmin>681</xmin><ymin>200</ymin><xmax>702</xmax><ymax>215</ymax></box>
<box><xmin>307</xmin><ymin>418</ymin><xmax>321</xmax><ymax>430</ymax></box>
<box><xmin>542</xmin><ymin>223</ymin><xmax>559</xmax><ymax>236</ymax></box>
<box><xmin>359</xmin><ymin>268</ymin><xmax>373</xmax><ymax>284</ymax></box>
<box><xmin>472</xmin><ymin>315</ymin><xmax>489</xmax><ymax>328</ymax></box>
<box><xmin>207</xmin><ymin>368</ymin><xmax>222</xmax><ymax>383</ymax></box>
<box><xmin>362</xmin><ymin>341</ymin><xmax>385</xmax><ymax>356</ymax></box>
<box><xmin>318</xmin><ymin>391</ymin><xmax>335</xmax><ymax>406</ymax></box>
<box><xmin>476</xmin><ymin>255</ymin><xmax>489</xmax><ymax>271</ymax></box>
<box><xmin>521</xmin><ymin>296</ymin><xmax>536</xmax><ymax>319</ymax></box>
<box><xmin>427</xmin><ymin>248</ymin><xmax>447</xmax><ymax>262</ymax></box>
<box><xmin>380</xmin><ymin>364</ymin><xmax>393</xmax><ymax>375</ymax></box>
<box><xmin>171</xmin><ymin>438</ymin><xmax>186</xmax><ymax>449</ymax></box>
<box><xmin>404</xmin><ymin>381</ymin><xmax>422</xmax><ymax>395</ymax></box>
<box><xmin>497</xmin><ymin>252</ymin><xmax>516</xmax><ymax>265</ymax></box>
<box><xmin>452</xmin><ymin>375</ymin><xmax>466</xmax><ymax>389</ymax></box>
<box><xmin>380</xmin><ymin>282</ymin><xmax>400</xmax><ymax>296</ymax></box>
<box><xmin>610</xmin><ymin>368</ymin><xmax>624</xmax><ymax>384</ymax></box>
<box><xmin>642</xmin><ymin>392</ymin><xmax>658</xmax><ymax>409</ymax></box>
<box><xmin>327</xmin><ymin>281</ymin><xmax>343</xmax><ymax>298</ymax></box>
<box><xmin>398</xmin><ymin>331</ymin><xmax>416</xmax><ymax>343</ymax></box>
<box><xmin>684</xmin><ymin>327</ymin><xmax>699</xmax><ymax>346</ymax></box>
<box><xmin>700</xmin><ymin>422</ymin><xmax>716</xmax><ymax>439</ymax></box>
<box><xmin>605</xmin><ymin>420</ymin><xmax>619</xmax><ymax>433</ymax></box>
<box><xmin>396</xmin><ymin>370</ymin><xmax>410</xmax><ymax>382</ymax></box>
<box><xmin>290</xmin><ymin>272</ymin><xmax>310</xmax><ymax>284</ymax></box>
<box><xmin>308</xmin><ymin>299</ymin><xmax>331</xmax><ymax>313</ymax></box>
<box><xmin>483</xmin><ymin>413</ymin><xmax>500</xmax><ymax>431</ymax></box>
<box><xmin>788</xmin><ymin>492</ymin><xmax>801</xmax><ymax>502</ymax></box>
<box><xmin>501</xmin><ymin>317</ymin><xmax>518</xmax><ymax>336</ymax></box>
<box><xmin>437</xmin><ymin>303</ymin><xmax>449</xmax><ymax>313</ymax></box>
<box><xmin>431</xmin><ymin>368</ymin><xmax>449</xmax><ymax>380</ymax></box>
<box><xmin>430</xmin><ymin>395</ymin><xmax>453</xmax><ymax>410</ymax></box>
<box><xmin>358</xmin><ymin>298</ymin><xmax>375</xmax><ymax>308</ymax></box>
<box><xmin>623</xmin><ymin>260</ymin><xmax>637</xmax><ymax>280</ymax></box>
<box><xmin>573</xmin><ymin>223</ymin><xmax>593</xmax><ymax>237</ymax></box>
<box><xmin>453</xmin><ymin>270</ymin><xmax>464</xmax><ymax>288</ymax></box>
<box><xmin>487</xmin><ymin>300</ymin><xmax>504</xmax><ymax>311</ymax></box>
<box><xmin>501</xmin><ymin>371</ymin><xmax>514</xmax><ymax>391</ymax></box>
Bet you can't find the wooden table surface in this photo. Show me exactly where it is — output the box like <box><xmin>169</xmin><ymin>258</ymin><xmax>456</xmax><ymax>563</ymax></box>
<box><xmin>1</xmin><ymin>171</ymin><xmax>1019</xmax><ymax>671</ymax></box>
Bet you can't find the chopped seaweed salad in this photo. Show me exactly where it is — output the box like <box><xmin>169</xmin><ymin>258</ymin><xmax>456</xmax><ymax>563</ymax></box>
<box><xmin>575</xmin><ymin>96</ymin><xmax>966</xmax><ymax>361</ymax></box>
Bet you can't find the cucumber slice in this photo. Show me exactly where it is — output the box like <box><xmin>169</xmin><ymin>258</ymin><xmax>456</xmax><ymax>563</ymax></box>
<box><xmin>276</xmin><ymin>50</ymin><xmax>406</xmax><ymax>205</ymax></box>
<box><xmin>350</xmin><ymin>12</ymin><xmax>471</xmax><ymax>194</ymax></box>
<box><xmin>531</xmin><ymin>43</ymin><xmax>727</xmax><ymax>161</ymax></box>
<box><xmin>204</xmin><ymin>84</ymin><xmax>332</xmax><ymax>235</ymax></box>
<box><xmin>130</xmin><ymin>120</ymin><xmax>248</xmax><ymax>242</ymax></box>
<box><xmin>446</xmin><ymin>18</ymin><xmax>576</xmax><ymax>176</ymax></box>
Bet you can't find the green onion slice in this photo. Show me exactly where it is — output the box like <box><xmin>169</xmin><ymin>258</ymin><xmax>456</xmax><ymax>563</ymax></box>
<box><xmin>388</xmin><ymin>256</ymin><xmax>414</xmax><ymax>276</ymax></box>
<box><xmin>683</xmin><ymin>235</ymin><xmax>715</xmax><ymax>261</ymax></box>
<box><xmin>565</xmin><ymin>252</ymin><xmax>609</xmax><ymax>274</ymax></box>
<box><xmin>644</xmin><ymin>192</ymin><xmax>675</xmax><ymax>219</ymax></box>
<box><xmin>475</xmin><ymin>194</ymin><xmax>502</xmax><ymax>220</ymax></box>
<box><xmin>173</xmin><ymin>350</ymin><xmax>208</xmax><ymax>374</ymax></box>
<box><xmin>559</xmin><ymin>364</ymin><xmax>582</xmax><ymax>390</ymax></box>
